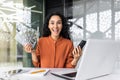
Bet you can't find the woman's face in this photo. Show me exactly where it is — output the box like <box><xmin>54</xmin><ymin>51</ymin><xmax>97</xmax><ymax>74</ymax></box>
<box><xmin>48</xmin><ymin>15</ymin><xmax>62</xmax><ymax>38</ymax></box>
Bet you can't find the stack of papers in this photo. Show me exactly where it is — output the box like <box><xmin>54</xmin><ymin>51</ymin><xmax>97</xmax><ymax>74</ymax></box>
<box><xmin>0</xmin><ymin>68</ymin><xmax>50</xmax><ymax>80</ymax></box>
<box><xmin>0</xmin><ymin>68</ymin><xmax>29</xmax><ymax>80</ymax></box>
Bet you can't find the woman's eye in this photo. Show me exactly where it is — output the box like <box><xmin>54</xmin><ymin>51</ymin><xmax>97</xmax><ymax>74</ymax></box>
<box><xmin>57</xmin><ymin>21</ymin><xmax>62</xmax><ymax>24</ymax></box>
<box><xmin>51</xmin><ymin>22</ymin><xmax>54</xmax><ymax>25</ymax></box>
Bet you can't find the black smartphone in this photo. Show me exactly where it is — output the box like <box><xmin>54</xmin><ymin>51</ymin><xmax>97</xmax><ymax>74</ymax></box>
<box><xmin>78</xmin><ymin>40</ymin><xmax>86</xmax><ymax>49</ymax></box>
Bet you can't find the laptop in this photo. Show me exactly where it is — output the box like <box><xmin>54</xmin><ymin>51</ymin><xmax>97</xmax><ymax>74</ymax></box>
<box><xmin>51</xmin><ymin>39</ymin><xmax>120</xmax><ymax>80</ymax></box>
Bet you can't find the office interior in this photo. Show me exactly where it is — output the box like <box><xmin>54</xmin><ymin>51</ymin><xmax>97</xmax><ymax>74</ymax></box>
<box><xmin>0</xmin><ymin>0</ymin><xmax>120</xmax><ymax>69</ymax></box>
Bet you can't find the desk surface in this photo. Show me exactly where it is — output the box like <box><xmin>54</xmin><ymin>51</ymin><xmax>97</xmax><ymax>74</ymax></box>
<box><xmin>1</xmin><ymin>67</ymin><xmax>120</xmax><ymax>80</ymax></box>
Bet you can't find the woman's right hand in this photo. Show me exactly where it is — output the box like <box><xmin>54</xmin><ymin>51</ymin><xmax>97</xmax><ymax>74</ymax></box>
<box><xmin>24</xmin><ymin>44</ymin><xmax>38</xmax><ymax>65</ymax></box>
<box><xmin>23</xmin><ymin>43</ymin><xmax>33</xmax><ymax>53</ymax></box>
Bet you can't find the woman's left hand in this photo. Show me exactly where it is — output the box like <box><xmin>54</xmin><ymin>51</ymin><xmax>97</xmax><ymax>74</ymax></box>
<box><xmin>71</xmin><ymin>46</ymin><xmax>82</xmax><ymax>66</ymax></box>
<box><xmin>72</xmin><ymin>46</ymin><xmax>82</xmax><ymax>60</ymax></box>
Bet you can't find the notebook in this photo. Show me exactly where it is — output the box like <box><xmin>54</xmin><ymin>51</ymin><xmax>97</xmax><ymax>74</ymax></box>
<box><xmin>51</xmin><ymin>39</ymin><xmax>120</xmax><ymax>80</ymax></box>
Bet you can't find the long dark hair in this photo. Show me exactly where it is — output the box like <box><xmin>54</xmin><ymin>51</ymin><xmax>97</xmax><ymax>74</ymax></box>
<box><xmin>42</xmin><ymin>12</ymin><xmax>71</xmax><ymax>40</ymax></box>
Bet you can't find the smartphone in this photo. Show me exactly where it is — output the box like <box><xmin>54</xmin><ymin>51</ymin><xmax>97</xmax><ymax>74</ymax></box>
<box><xmin>78</xmin><ymin>40</ymin><xmax>86</xmax><ymax>49</ymax></box>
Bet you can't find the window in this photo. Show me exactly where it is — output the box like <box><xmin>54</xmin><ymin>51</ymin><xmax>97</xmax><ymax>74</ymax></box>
<box><xmin>69</xmin><ymin>0</ymin><xmax>120</xmax><ymax>68</ymax></box>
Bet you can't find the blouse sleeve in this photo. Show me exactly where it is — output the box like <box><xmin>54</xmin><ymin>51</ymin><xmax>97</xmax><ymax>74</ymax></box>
<box><xmin>32</xmin><ymin>40</ymin><xmax>41</xmax><ymax>67</ymax></box>
<box><xmin>65</xmin><ymin>41</ymin><xmax>75</xmax><ymax>68</ymax></box>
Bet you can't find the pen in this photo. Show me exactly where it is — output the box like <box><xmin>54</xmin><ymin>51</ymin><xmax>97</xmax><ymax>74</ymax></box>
<box><xmin>44</xmin><ymin>69</ymin><xmax>50</xmax><ymax>76</ymax></box>
<box><xmin>31</xmin><ymin>70</ymin><xmax>46</xmax><ymax>74</ymax></box>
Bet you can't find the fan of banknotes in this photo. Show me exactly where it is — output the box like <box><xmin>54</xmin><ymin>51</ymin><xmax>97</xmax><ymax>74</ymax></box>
<box><xmin>15</xmin><ymin>27</ymin><xmax>38</xmax><ymax>48</ymax></box>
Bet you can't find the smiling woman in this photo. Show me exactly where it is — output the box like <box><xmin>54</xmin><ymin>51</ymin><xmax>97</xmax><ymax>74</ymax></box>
<box><xmin>24</xmin><ymin>12</ymin><xmax>82</xmax><ymax>68</ymax></box>
<box><xmin>48</xmin><ymin>15</ymin><xmax>63</xmax><ymax>40</ymax></box>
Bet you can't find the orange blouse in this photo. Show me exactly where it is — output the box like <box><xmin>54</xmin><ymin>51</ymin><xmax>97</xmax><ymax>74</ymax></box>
<box><xmin>32</xmin><ymin>36</ymin><xmax>74</xmax><ymax>68</ymax></box>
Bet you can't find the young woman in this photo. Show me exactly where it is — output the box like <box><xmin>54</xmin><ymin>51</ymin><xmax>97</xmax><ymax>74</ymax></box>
<box><xmin>24</xmin><ymin>12</ymin><xmax>81</xmax><ymax>68</ymax></box>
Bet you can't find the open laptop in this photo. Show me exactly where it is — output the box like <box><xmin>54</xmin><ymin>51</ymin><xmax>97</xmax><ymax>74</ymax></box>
<box><xmin>51</xmin><ymin>39</ymin><xmax>120</xmax><ymax>80</ymax></box>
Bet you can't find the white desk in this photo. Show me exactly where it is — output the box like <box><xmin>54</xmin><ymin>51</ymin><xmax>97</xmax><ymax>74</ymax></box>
<box><xmin>1</xmin><ymin>68</ymin><xmax>120</xmax><ymax>80</ymax></box>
